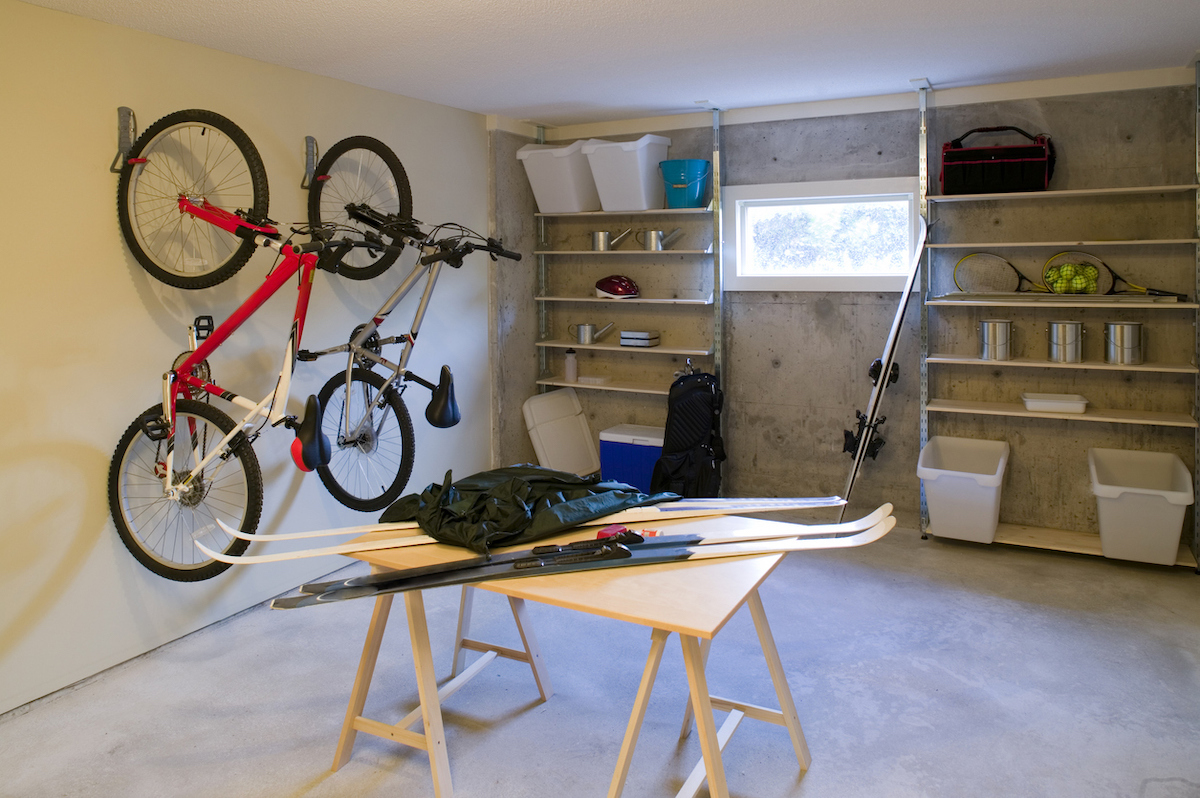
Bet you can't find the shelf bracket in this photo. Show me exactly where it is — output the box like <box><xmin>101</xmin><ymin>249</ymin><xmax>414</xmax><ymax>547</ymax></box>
<box><xmin>108</xmin><ymin>106</ymin><xmax>136</xmax><ymax>173</ymax></box>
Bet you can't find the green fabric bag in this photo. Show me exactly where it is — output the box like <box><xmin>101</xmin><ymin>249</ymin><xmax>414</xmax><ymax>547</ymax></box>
<box><xmin>380</xmin><ymin>464</ymin><xmax>679</xmax><ymax>553</ymax></box>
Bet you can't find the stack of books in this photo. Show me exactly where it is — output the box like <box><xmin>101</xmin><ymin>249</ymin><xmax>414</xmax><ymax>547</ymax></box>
<box><xmin>620</xmin><ymin>330</ymin><xmax>660</xmax><ymax>347</ymax></box>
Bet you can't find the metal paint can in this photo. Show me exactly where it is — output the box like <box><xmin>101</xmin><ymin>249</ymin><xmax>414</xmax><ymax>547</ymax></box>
<box><xmin>1048</xmin><ymin>321</ymin><xmax>1083</xmax><ymax>363</ymax></box>
<box><xmin>1105</xmin><ymin>322</ymin><xmax>1143</xmax><ymax>365</ymax></box>
<box><xmin>980</xmin><ymin>319</ymin><xmax>1012</xmax><ymax>361</ymax></box>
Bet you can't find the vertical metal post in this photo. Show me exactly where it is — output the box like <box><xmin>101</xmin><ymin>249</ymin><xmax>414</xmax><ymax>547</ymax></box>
<box><xmin>915</xmin><ymin>81</ymin><xmax>931</xmax><ymax>535</ymax></box>
<box><xmin>536</xmin><ymin>125</ymin><xmax>549</xmax><ymax>387</ymax></box>
<box><xmin>711</xmin><ymin>109</ymin><xmax>724</xmax><ymax>382</ymax></box>
<box><xmin>1188</xmin><ymin>65</ymin><xmax>1200</xmax><ymax>567</ymax></box>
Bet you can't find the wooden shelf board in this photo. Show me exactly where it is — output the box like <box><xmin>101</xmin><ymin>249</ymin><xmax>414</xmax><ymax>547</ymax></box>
<box><xmin>537</xmin><ymin>338</ymin><xmax>713</xmax><ymax>356</ymax></box>
<box><xmin>535</xmin><ymin>249</ymin><xmax>711</xmax><ymax>256</ymax></box>
<box><xmin>535</xmin><ymin>208</ymin><xmax>713</xmax><ymax>218</ymax></box>
<box><xmin>926</xmin><ymin>398</ymin><xmax>1198</xmax><ymax>428</ymax></box>
<box><xmin>927</xmin><ymin>295</ymin><xmax>1196</xmax><ymax>308</ymax></box>
<box><xmin>929</xmin><ymin>523</ymin><xmax>1197</xmax><ymax>567</ymax></box>
<box><xmin>536</xmin><ymin>377</ymin><xmax>670</xmax><ymax>396</ymax></box>
<box><xmin>536</xmin><ymin>295</ymin><xmax>713</xmax><ymax>305</ymax></box>
<box><xmin>927</xmin><ymin>185</ymin><xmax>1200</xmax><ymax>203</ymax></box>
<box><xmin>926</xmin><ymin>354</ymin><xmax>1198</xmax><ymax>374</ymax></box>
<box><xmin>928</xmin><ymin>239</ymin><xmax>1199</xmax><ymax>249</ymax></box>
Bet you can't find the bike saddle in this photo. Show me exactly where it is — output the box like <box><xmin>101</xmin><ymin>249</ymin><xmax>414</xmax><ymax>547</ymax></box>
<box><xmin>425</xmin><ymin>365</ymin><xmax>461</xmax><ymax>429</ymax></box>
<box><xmin>290</xmin><ymin>394</ymin><xmax>332</xmax><ymax>472</ymax></box>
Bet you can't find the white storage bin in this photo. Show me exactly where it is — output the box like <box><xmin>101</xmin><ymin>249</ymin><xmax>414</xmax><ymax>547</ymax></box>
<box><xmin>516</xmin><ymin>140</ymin><xmax>607</xmax><ymax>213</ymax></box>
<box><xmin>917</xmin><ymin>437</ymin><xmax>1010</xmax><ymax>544</ymax></box>
<box><xmin>582</xmin><ymin>135</ymin><xmax>671</xmax><ymax>211</ymax></box>
<box><xmin>1088</xmin><ymin>448</ymin><xmax>1193</xmax><ymax>565</ymax></box>
<box><xmin>522</xmin><ymin>388</ymin><xmax>600</xmax><ymax>476</ymax></box>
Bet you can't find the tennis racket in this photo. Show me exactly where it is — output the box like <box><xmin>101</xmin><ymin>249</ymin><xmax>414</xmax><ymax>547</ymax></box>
<box><xmin>1043</xmin><ymin>251</ymin><xmax>1187</xmax><ymax>298</ymax></box>
<box><xmin>954</xmin><ymin>253</ymin><xmax>1048</xmax><ymax>293</ymax></box>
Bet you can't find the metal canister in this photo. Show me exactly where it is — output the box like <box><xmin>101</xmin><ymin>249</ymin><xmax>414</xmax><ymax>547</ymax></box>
<box><xmin>1105</xmin><ymin>322</ymin><xmax>1143</xmax><ymax>365</ymax></box>
<box><xmin>1048</xmin><ymin>321</ymin><xmax>1083</xmax><ymax>363</ymax></box>
<box><xmin>980</xmin><ymin>319</ymin><xmax>1012</xmax><ymax>361</ymax></box>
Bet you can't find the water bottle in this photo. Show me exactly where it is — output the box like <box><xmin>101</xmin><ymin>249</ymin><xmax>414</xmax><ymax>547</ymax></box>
<box><xmin>564</xmin><ymin>348</ymin><xmax>578</xmax><ymax>382</ymax></box>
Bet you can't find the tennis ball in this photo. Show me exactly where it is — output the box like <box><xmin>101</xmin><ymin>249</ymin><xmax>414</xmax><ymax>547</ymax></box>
<box><xmin>1061</xmin><ymin>263</ymin><xmax>1077</xmax><ymax>279</ymax></box>
<box><xmin>1083</xmin><ymin>264</ymin><xmax>1098</xmax><ymax>279</ymax></box>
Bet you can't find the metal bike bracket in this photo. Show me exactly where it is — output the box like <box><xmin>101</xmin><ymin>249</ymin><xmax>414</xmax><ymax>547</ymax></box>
<box><xmin>109</xmin><ymin>106</ymin><xmax>137</xmax><ymax>173</ymax></box>
<box><xmin>301</xmin><ymin>136</ymin><xmax>318</xmax><ymax>188</ymax></box>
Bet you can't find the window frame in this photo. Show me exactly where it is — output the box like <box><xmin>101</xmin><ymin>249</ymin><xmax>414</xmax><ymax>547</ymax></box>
<box><xmin>721</xmin><ymin>176</ymin><xmax>921</xmax><ymax>292</ymax></box>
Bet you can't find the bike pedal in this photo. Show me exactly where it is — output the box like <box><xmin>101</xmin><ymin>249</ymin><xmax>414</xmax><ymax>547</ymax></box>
<box><xmin>297</xmin><ymin>350</ymin><xmax>318</xmax><ymax>362</ymax></box>
<box><xmin>192</xmin><ymin>315</ymin><xmax>214</xmax><ymax>341</ymax></box>
<box><xmin>139</xmin><ymin>412</ymin><xmax>170</xmax><ymax>441</ymax></box>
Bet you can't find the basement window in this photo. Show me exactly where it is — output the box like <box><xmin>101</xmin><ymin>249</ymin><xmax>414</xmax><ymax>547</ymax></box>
<box><xmin>722</xmin><ymin>177</ymin><xmax>920</xmax><ymax>291</ymax></box>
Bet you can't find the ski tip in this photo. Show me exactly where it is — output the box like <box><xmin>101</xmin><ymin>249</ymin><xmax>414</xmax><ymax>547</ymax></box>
<box><xmin>195</xmin><ymin>539</ymin><xmax>239</xmax><ymax>563</ymax></box>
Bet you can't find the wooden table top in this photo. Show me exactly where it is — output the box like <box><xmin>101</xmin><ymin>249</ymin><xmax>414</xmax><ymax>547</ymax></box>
<box><xmin>353</xmin><ymin>514</ymin><xmax>794</xmax><ymax>639</ymax></box>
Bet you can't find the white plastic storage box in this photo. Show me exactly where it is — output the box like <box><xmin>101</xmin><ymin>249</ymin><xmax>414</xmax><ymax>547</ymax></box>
<box><xmin>917</xmin><ymin>436</ymin><xmax>1010</xmax><ymax>544</ymax></box>
<box><xmin>516</xmin><ymin>140</ymin><xmax>606</xmax><ymax>213</ymax></box>
<box><xmin>522</xmin><ymin>388</ymin><xmax>600</xmax><ymax>476</ymax></box>
<box><xmin>1088</xmin><ymin>448</ymin><xmax>1193</xmax><ymax>565</ymax></box>
<box><xmin>599</xmin><ymin>424</ymin><xmax>664</xmax><ymax>493</ymax></box>
<box><xmin>582</xmin><ymin>135</ymin><xmax>671</xmax><ymax>211</ymax></box>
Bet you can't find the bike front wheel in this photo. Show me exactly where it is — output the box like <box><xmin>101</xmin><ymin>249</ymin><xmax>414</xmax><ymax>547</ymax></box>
<box><xmin>317</xmin><ymin>368</ymin><xmax>416</xmax><ymax>512</ymax></box>
<box><xmin>108</xmin><ymin>400</ymin><xmax>264</xmax><ymax>581</ymax></box>
<box><xmin>117</xmin><ymin>109</ymin><xmax>270</xmax><ymax>289</ymax></box>
<box><xmin>308</xmin><ymin>136</ymin><xmax>413</xmax><ymax>281</ymax></box>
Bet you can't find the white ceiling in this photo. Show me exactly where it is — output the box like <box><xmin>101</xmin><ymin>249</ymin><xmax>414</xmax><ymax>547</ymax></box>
<box><xmin>24</xmin><ymin>0</ymin><xmax>1200</xmax><ymax>127</ymax></box>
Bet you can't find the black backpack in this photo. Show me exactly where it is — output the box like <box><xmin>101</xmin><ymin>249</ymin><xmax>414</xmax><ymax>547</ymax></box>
<box><xmin>649</xmin><ymin>371</ymin><xmax>726</xmax><ymax>497</ymax></box>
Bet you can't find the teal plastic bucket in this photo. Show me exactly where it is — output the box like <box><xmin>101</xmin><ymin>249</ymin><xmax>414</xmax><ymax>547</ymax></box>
<box><xmin>659</xmin><ymin>159</ymin><xmax>710</xmax><ymax>208</ymax></box>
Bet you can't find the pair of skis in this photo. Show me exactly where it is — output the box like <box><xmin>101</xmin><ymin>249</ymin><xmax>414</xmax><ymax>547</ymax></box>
<box><xmin>841</xmin><ymin>216</ymin><xmax>928</xmax><ymax>518</ymax></box>
<box><xmin>203</xmin><ymin>495</ymin><xmax>848</xmax><ymax>565</ymax></box>
<box><xmin>269</xmin><ymin>503</ymin><xmax>895</xmax><ymax>609</ymax></box>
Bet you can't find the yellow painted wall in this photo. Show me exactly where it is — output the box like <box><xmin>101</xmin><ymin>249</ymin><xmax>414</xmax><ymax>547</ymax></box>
<box><xmin>0</xmin><ymin>0</ymin><xmax>493</xmax><ymax>713</ymax></box>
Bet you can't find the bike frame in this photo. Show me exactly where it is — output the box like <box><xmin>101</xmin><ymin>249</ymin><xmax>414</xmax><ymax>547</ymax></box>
<box><xmin>302</xmin><ymin>253</ymin><xmax>448</xmax><ymax>443</ymax></box>
<box><xmin>157</xmin><ymin>197</ymin><xmax>322</xmax><ymax>499</ymax></box>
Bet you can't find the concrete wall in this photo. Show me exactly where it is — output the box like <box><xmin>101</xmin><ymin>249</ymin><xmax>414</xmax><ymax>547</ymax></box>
<box><xmin>492</xmin><ymin>85</ymin><xmax>1197</xmax><ymax>538</ymax></box>
<box><xmin>0</xmin><ymin>0</ymin><xmax>492</xmax><ymax>714</ymax></box>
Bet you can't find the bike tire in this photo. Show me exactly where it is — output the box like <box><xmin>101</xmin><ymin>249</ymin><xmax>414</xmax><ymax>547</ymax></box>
<box><xmin>316</xmin><ymin>368</ymin><xmax>416</xmax><ymax>512</ymax></box>
<box><xmin>307</xmin><ymin>136</ymin><xmax>413</xmax><ymax>280</ymax></box>
<box><xmin>117</xmin><ymin>109</ymin><xmax>270</xmax><ymax>289</ymax></box>
<box><xmin>108</xmin><ymin>400</ymin><xmax>264</xmax><ymax>581</ymax></box>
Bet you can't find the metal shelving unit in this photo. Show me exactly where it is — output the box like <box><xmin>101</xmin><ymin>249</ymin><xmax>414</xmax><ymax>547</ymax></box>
<box><xmin>916</xmin><ymin>73</ymin><xmax>1200</xmax><ymax>568</ymax></box>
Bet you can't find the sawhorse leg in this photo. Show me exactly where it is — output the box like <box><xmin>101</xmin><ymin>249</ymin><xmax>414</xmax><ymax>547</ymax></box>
<box><xmin>332</xmin><ymin>591</ymin><xmax>459</xmax><ymax>797</ymax></box>
<box><xmin>450</xmin><ymin>585</ymin><xmax>553</xmax><ymax>701</ymax></box>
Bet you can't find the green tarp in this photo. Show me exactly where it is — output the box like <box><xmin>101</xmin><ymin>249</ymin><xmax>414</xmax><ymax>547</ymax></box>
<box><xmin>379</xmin><ymin>464</ymin><xmax>679</xmax><ymax>553</ymax></box>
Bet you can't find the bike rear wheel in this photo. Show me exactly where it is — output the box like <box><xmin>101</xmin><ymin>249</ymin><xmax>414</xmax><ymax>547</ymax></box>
<box><xmin>118</xmin><ymin>109</ymin><xmax>270</xmax><ymax>289</ymax></box>
<box><xmin>108</xmin><ymin>400</ymin><xmax>264</xmax><ymax>581</ymax></box>
<box><xmin>308</xmin><ymin>136</ymin><xmax>413</xmax><ymax>280</ymax></box>
<box><xmin>317</xmin><ymin>368</ymin><xmax>416</xmax><ymax>512</ymax></box>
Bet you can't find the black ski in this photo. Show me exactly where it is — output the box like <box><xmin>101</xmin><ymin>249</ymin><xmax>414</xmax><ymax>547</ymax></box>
<box><xmin>270</xmin><ymin>516</ymin><xmax>895</xmax><ymax>610</ymax></box>
<box><xmin>841</xmin><ymin>217</ymin><xmax>928</xmax><ymax>518</ymax></box>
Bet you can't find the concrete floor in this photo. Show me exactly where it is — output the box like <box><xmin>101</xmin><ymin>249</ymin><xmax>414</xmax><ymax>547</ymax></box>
<box><xmin>3</xmin><ymin>522</ymin><xmax>1200</xmax><ymax>798</ymax></box>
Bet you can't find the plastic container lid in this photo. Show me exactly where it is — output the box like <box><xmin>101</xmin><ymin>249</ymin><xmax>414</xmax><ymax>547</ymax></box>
<box><xmin>581</xmin><ymin>134</ymin><xmax>671</xmax><ymax>154</ymax></box>
<box><xmin>599</xmin><ymin>424</ymin><xmax>665</xmax><ymax>447</ymax></box>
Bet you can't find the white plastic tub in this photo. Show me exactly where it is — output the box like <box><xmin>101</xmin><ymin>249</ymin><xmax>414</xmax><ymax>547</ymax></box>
<box><xmin>582</xmin><ymin>135</ymin><xmax>671</xmax><ymax>211</ymax></box>
<box><xmin>917</xmin><ymin>437</ymin><xmax>1010</xmax><ymax>543</ymax></box>
<box><xmin>516</xmin><ymin>140</ymin><xmax>607</xmax><ymax>213</ymax></box>
<box><xmin>1022</xmin><ymin>392</ymin><xmax>1088</xmax><ymax>413</ymax></box>
<box><xmin>1088</xmin><ymin>448</ymin><xmax>1193</xmax><ymax>565</ymax></box>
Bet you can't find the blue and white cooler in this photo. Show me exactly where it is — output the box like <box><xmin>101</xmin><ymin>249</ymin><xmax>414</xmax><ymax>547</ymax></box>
<box><xmin>599</xmin><ymin>424</ymin><xmax>665</xmax><ymax>493</ymax></box>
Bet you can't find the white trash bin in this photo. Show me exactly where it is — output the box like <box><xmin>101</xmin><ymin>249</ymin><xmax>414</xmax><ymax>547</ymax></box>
<box><xmin>517</xmin><ymin>140</ymin><xmax>608</xmax><ymax>213</ymax></box>
<box><xmin>1088</xmin><ymin>448</ymin><xmax>1193</xmax><ymax>565</ymax></box>
<box><xmin>918</xmin><ymin>437</ymin><xmax>1010</xmax><ymax>544</ymax></box>
<box><xmin>582</xmin><ymin>135</ymin><xmax>671</xmax><ymax>211</ymax></box>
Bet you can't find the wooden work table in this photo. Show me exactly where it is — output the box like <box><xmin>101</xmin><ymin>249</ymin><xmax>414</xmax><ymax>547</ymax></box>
<box><xmin>333</xmin><ymin>514</ymin><xmax>814</xmax><ymax>798</ymax></box>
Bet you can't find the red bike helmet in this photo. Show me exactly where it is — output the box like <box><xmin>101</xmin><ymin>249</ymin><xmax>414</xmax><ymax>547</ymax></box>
<box><xmin>595</xmin><ymin>274</ymin><xmax>639</xmax><ymax>298</ymax></box>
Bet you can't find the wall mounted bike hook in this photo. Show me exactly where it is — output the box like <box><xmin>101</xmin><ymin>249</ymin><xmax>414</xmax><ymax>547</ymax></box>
<box><xmin>109</xmin><ymin>106</ymin><xmax>136</xmax><ymax>173</ymax></box>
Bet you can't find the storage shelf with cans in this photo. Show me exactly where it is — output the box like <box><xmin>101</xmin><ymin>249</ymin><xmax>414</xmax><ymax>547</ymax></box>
<box><xmin>532</xmin><ymin>208</ymin><xmax>720</xmax><ymax>395</ymax></box>
<box><xmin>917</xmin><ymin>94</ymin><xmax>1200</xmax><ymax>567</ymax></box>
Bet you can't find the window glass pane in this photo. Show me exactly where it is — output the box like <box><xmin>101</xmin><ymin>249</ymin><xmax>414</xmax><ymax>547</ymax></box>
<box><xmin>740</xmin><ymin>197</ymin><xmax>910</xmax><ymax>276</ymax></box>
